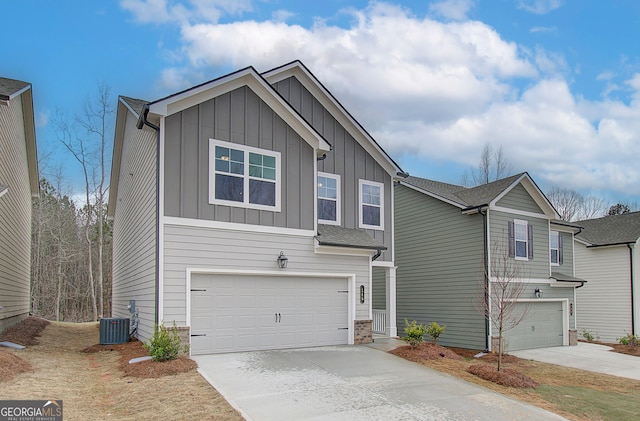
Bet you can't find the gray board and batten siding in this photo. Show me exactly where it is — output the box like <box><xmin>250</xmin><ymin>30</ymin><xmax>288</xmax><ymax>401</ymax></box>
<box><xmin>0</xmin><ymin>92</ymin><xmax>32</xmax><ymax>332</ymax></box>
<box><xmin>394</xmin><ymin>184</ymin><xmax>486</xmax><ymax>350</ymax></box>
<box><xmin>111</xmin><ymin>109</ymin><xmax>158</xmax><ymax>341</ymax></box>
<box><xmin>163</xmin><ymin>85</ymin><xmax>315</xmax><ymax>231</ymax></box>
<box><xmin>272</xmin><ymin>76</ymin><xmax>393</xmax><ymax>261</ymax></box>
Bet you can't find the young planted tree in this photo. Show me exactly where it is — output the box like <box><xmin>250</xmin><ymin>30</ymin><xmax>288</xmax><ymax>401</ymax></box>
<box><xmin>478</xmin><ymin>240</ymin><xmax>529</xmax><ymax>371</ymax></box>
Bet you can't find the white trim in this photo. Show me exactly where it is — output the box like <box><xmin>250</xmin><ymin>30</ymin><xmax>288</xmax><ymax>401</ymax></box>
<box><xmin>491</xmin><ymin>205</ymin><xmax>549</xmax><ymax>220</ymax></box>
<box><xmin>208</xmin><ymin>138</ymin><xmax>282</xmax><ymax>212</ymax></box>
<box><xmin>0</xmin><ymin>186</ymin><xmax>8</xmax><ymax>199</ymax></box>
<box><xmin>313</xmin><ymin>154</ymin><xmax>318</xmax><ymax>233</ymax></box>
<box><xmin>490</xmin><ymin>174</ymin><xmax>559</xmax><ymax>219</ymax></box>
<box><xmin>313</xmin><ymin>243</ymin><xmax>375</xmax><ymax>257</ymax></box>
<box><xmin>490</xmin><ymin>174</ymin><xmax>527</xmax><ymax>205</ymax></box>
<box><xmin>550</xmin><ymin>230</ymin><xmax>560</xmax><ymax>266</ymax></box>
<box><xmin>158</xmin><ymin>117</ymin><xmax>165</xmax><ymax>322</ymax></box>
<box><xmin>163</xmin><ymin>216</ymin><xmax>315</xmax><ymax>237</ymax></box>
<box><xmin>185</xmin><ymin>268</ymin><xmax>357</xmax><ymax>351</ymax></box>
<box><xmin>359</xmin><ymin>179</ymin><xmax>385</xmax><ymax>231</ymax></box>
<box><xmin>317</xmin><ymin>172</ymin><xmax>341</xmax><ymax>225</ymax></box>
<box><xmin>505</xmin><ymin>298</ymin><xmax>570</xmax><ymax>346</ymax></box>
<box><xmin>490</xmin><ymin>278</ymin><xmax>554</xmax><ymax>284</ymax></box>
<box><xmin>372</xmin><ymin>260</ymin><xmax>396</xmax><ymax>268</ymax></box>
<box><xmin>513</xmin><ymin>218</ymin><xmax>529</xmax><ymax>261</ymax></box>
<box><xmin>390</xmin><ymin>179</ymin><xmax>396</xmax><ymax>262</ymax></box>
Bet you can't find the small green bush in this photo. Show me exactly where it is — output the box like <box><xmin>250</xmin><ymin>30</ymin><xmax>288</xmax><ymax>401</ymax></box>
<box><xmin>402</xmin><ymin>319</ymin><xmax>427</xmax><ymax>347</ymax></box>
<box><xmin>581</xmin><ymin>328</ymin><xmax>596</xmax><ymax>342</ymax></box>
<box><xmin>144</xmin><ymin>322</ymin><xmax>189</xmax><ymax>361</ymax></box>
<box><xmin>617</xmin><ymin>333</ymin><xmax>638</xmax><ymax>346</ymax></box>
<box><xmin>426</xmin><ymin>321</ymin><xmax>446</xmax><ymax>345</ymax></box>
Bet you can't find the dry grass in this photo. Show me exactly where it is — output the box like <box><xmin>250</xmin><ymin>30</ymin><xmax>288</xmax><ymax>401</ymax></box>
<box><xmin>0</xmin><ymin>319</ymin><xmax>243</xmax><ymax>421</ymax></box>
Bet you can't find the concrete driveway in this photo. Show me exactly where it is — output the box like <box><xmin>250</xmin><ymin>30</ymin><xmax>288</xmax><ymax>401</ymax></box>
<box><xmin>511</xmin><ymin>342</ymin><xmax>640</xmax><ymax>380</ymax></box>
<box><xmin>194</xmin><ymin>345</ymin><xmax>566</xmax><ymax>421</ymax></box>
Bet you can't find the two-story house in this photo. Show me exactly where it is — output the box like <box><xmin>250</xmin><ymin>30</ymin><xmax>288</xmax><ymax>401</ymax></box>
<box><xmin>0</xmin><ymin>77</ymin><xmax>39</xmax><ymax>334</ymax></box>
<box><xmin>393</xmin><ymin>173</ymin><xmax>584</xmax><ymax>352</ymax></box>
<box><xmin>108</xmin><ymin>61</ymin><xmax>404</xmax><ymax>355</ymax></box>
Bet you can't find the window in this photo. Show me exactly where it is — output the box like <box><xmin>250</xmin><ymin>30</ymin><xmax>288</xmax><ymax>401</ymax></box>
<box><xmin>209</xmin><ymin>139</ymin><xmax>280</xmax><ymax>211</ymax></box>
<box><xmin>359</xmin><ymin>179</ymin><xmax>384</xmax><ymax>230</ymax></box>
<box><xmin>318</xmin><ymin>172</ymin><xmax>340</xmax><ymax>225</ymax></box>
<box><xmin>508</xmin><ymin>219</ymin><xmax>533</xmax><ymax>260</ymax></box>
<box><xmin>550</xmin><ymin>230</ymin><xmax>563</xmax><ymax>265</ymax></box>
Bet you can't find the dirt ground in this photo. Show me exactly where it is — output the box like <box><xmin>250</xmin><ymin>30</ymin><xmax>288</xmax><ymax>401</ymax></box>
<box><xmin>0</xmin><ymin>318</ymin><xmax>243</xmax><ymax>421</ymax></box>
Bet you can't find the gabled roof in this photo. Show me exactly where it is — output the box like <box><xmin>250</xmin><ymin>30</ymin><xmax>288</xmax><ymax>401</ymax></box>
<box><xmin>0</xmin><ymin>77</ymin><xmax>39</xmax><ymax>196</ymax></box>
<box><xmin>262</xmin><ymin>60</ymin><xmax>405</xmax><ymax>177</ymax></box>
<box><xmin>316</xmin><ymin>224</ymin><xmax>386</xmax><ymax>250</ymax></box>
<box><xmin>575</xmin><ymin>211</ymin><xmax>640</xmax><ymax>246</ymax></box>
<box><xmin>120</xmin><ymin>96</ymin><xmax>147</xmax><ymax>118</ymax></box>
<box><xmin>400</xmin><ymin>172</ymin><xmax>559</xmax><ymax>217</ymax></box>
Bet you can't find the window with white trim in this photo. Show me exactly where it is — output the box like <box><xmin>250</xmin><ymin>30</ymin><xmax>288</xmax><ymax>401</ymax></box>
<box><xmin>359</xmin><ymin>179</ymin><xmax>384</xmax><ymax>230</ymax></box>
<box><xmin>508</xmin><ymin>219</ymin><xmax>533</xmax><ymax>260</ymax></box>
<box><xmin>550</xmin><ymin>230</ymin><xmax>562</xmax><ymax>265</ymax></box>
<box><xmin>318</xmin><ymin>172</ymin><xmax>340</xmax><ymax>225</ymax></box>
<box><xmin>209</xmin><ymin>139</ymin><xmax>280</xmax><ymax>211</ymax></box>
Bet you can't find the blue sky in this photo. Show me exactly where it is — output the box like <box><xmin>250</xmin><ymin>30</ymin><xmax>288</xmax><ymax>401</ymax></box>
<box><xmin>2</xmin><ymin>0</ymin><xmax>639</xmax><ymax>209</ymax></box>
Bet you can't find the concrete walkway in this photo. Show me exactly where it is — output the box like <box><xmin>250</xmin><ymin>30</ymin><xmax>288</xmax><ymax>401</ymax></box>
<box><xmin>195</xmin><ymin>345</ymin><xmax>566</xmax><ymax>421</ymax></box>
<box><xmin>511</xmin><ymin>342</ymin><xmax>640</xmax><ymax>380</ymax></box>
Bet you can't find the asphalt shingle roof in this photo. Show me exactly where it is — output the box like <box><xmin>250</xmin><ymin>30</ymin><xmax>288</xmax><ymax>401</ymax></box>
<box><xmin>120</xmin><ymin>96</ymin><xmax>148</xmax><ymax>117</ymax></box>
<box><xmin>0</xmin><ymin>77</ymin><xmax>30</xmax><ymax>101</ymax></box>
<box><xmin>402</xmin><ymin>173</ymin><xmax>526</xmax><ymax>208</ymax></box>
<box><xmin>316</xmin><ymin>224</ymin><xmax>387</xmax><ymax>250</ymax></box>
<box><xmin>575</xmin><ymin>211</ymin><xmax>640</xmax><ymax>246</ymax></box>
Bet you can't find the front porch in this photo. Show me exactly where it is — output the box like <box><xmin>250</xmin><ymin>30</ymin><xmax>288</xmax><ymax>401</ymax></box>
<box><xmin>372</xmin><ymin>264</ymin><xmax>398</xmax><ymax>337</ymax></box>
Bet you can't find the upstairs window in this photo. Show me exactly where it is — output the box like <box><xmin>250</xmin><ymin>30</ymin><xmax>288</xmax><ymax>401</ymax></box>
<box><xmin>209</xmin><ymin>139</ymin><xmax>280</xmax><ymax>211</ymax></box>
<box><xmin>550</xmin><ymin>230</ymin><xmax>563</xmax><ymax>265</ymax></box>
<box><xmin>359</xmin><ymin>179</ymin><xmax>384</xmax><ymax>230</ymax></box>
<box><xmin>508</xmin><ymin>219</ymin><xmax>533</xmax><ymax>260</ymax></box>
<box><xmin>318</xmin><ymin>172</ymin><xmax>340</xmax><ymax>225</ymax></box>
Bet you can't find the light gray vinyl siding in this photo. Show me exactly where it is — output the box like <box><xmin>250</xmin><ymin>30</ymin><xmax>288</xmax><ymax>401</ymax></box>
<box><xmin>395</xmin><ymin>184</ymin><xmax>485</xmax><ymax>349</ymax></box>
<box><xmin>496</xmin><ymin>184</ymin><xmax>543</xmax><ymax>213</ymax></box>
<box><xmin>0</xmin><ymin>95</ymin><xmax>31</xmax><ymax>333</ymax></box>
<box><xmin>372</xmin><ymin>266</ymin><xmax>386</xmax><ymax>310</ymax></box>
<box><xmin>163</xmin><ymin>224</ymin><xmax>371</xmax><ymax>324</ymax></box>
<box><xmin>273</xmin><ymin>76</ymin><xmax>393</xmax><ymax>261</ymax></box>
<box><xmin>163</xmin><ymin>86</ymin><xmax>314</xmax><ymax>230</ymax></box>
<box><xmin>489</xmin><ymin>210</ymin><xmax>550</xmax><ymax>279</ymax></box>
<box><xmin>111</xmin><ymin>111</ymin><xmax>157</xmax><ymax>341</ymax></box>
<box><xmin>554</xmin><ymin>231</ymin><xmax>574</xmax><ymax>274</ymax></box>
<box><xmin>575</xmin><ymin>243</ymin><xmax>632</xmax><ymax>343</ymax></box>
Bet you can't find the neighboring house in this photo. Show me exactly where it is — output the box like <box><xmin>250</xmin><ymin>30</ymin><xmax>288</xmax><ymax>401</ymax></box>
<box><xmin>0</xmin><ymin>77</ymin><xmax>39</xmax><ymax>334</ymax></box>
<box><xmin>108</xmin><ymin>61</ymin><xmax>404</xmax><ymax>355</ymax></box>
<box><xmin>394</xmin><ymin>173</ymin><xmax>584</xmax><ymax>351</ymax></box>
<box><xmin>574</xmin><ymin>212</ymin><xmax>640</xmax><ymax>343</ymax></box>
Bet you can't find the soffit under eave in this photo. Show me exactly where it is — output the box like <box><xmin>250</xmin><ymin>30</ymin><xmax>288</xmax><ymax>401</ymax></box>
<box><xmin>20</xmin><ymin>87</ymin><xmax>39</xmax><ymax>196</ymax></box>
<box><xmin>263</xmin><ymin>64</ymin><xmax>402</xmax><ymax>177</ymax></box>
<box><xmin>148</xmin><ymin>70</ymin><xmax>330</xmax><ymax>153</ymax></box>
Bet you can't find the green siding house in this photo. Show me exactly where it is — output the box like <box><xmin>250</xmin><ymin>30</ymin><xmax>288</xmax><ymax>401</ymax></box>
<box><xmin>393</xmin><ymin>173</ymin><xmax>584</xmax><ymax>352</ymax></box>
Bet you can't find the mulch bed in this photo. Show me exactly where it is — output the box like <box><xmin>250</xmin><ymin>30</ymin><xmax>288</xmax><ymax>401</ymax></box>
<box><xmin>0</xmin><ymin>317</ymin><xmax>50</xmax><ymax>346</ymax></box>
<box><xmin>0</xmin><ymin>349</ymin><xmax>33</xmax><ymax>381</ymax></box>
<box><xmin>390</xmin><ymin>342</ymin><xmax>464</xmax><ymax>362</ymax></box>
<box><xmin>82</xmin><ymin>339</ymin><xmax>197</xmax><ymax>379</ymax></box>
<box><xmin>609</xmin><ymin>343</ymin><xmax>640</xmax><ymax>357</ymax></box>
<box><xmin>467</xmin><ymin>363</ymin><xmax>539</xmax><ymax>388</ymax></box>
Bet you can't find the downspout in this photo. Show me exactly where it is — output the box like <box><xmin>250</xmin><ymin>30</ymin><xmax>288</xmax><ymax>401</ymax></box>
<box><xmin>372</xmin><ymin>249</ymin><xmax>382</xmax><ymax>261</ymax></box>
<box><xmin>629</xmin><ymin>244</ymin><xmax>635</xmax><ymax>335</ymax></box>
<box><xmin>137</xmin><ymin>104</ymin><xmax>161</xmax><ymax>325</ymax></box>
<box><xmin>480</xmin><ymin>208</ymin><xmax>490</xmax><ymax>352</ymax></box>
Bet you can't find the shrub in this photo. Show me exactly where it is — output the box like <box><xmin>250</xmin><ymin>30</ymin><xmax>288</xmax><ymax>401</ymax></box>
<box><xmin>617</xmin><ymin>333</ymin><xmax>638</xmax><ymax>346</ymax></box>
<box><xmin>144</xmin><ymin>322</ymin><xmax>189</xmax><ymax>362</ymax></box>
<box><xmin>402</xmin><ymin>319</ymin><xmax>427</xmax><ymax>348</ymax></box>
<box><xmin>581</xmin><ymin>328</ymin><xmax>597</xmax><ymax>342</ymax></box>
<box><xmin>426</xmin><ymin>322</ymin><xmax>446</xmax><ymax>345</ymax></box>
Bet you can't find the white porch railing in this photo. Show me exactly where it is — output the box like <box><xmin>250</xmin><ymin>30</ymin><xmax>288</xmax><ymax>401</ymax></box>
<box><xmin>372</xmin><ymin>309</ymin><xmax>386</xmax><ymax>334</ymax></box>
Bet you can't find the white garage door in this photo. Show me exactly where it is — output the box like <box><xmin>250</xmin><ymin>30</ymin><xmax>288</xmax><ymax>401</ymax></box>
<box><xmin>503</xmin><ymin>301</ymin><xmax>564</xmax><ymax>351</ymax></box>
<box><xmin>190</xmin><ymin>274</ymin><xmax>349</xmax><ymax>355</ymax></box>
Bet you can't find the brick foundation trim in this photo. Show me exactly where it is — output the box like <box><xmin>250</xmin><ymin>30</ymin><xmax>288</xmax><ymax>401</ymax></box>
<box><xmin>569</xmin><ymin>329</ymin><xmax>577</xmax><ymax>346</ymax></box>
<box><xmin>354</xmin><ymin>319</ymin><xmax>372</xmax><ymax>344</ymax></box>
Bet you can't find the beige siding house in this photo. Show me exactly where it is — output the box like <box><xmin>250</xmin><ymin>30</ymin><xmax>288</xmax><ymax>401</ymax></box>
<box><xmin>574</xmin><ymin>212</ymin><xmax>640</xmax><ymax>343</ymax></box>
<box><xmin>0</xmin><ymin>77</ymin><xmax>39</xmax><ymax>333</ymax></box>
<box><xmin>394</xmin><ymin>173</ymin><xmax>584</xmax><ymax>351</ymax></box>
<box><xmin>108</xmin><ymin>61</ymin><xmax>404</xmax><ymax>354</ymax></box>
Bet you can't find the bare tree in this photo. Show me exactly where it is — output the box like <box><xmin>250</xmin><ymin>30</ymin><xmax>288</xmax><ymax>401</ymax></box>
<box><xmin>477</xmin><ymin>240</ymin><xmax>529</xmax><ymax>371</ymax></box>
<box><xmin>461</xmin><ymin>143</ymin><xmax>513</xmax><ymax>187</ymax></box>
<box><xmin>547</xmin><ymin>186</ymin><xmax>608</xmax><ymax>221</ymax></box>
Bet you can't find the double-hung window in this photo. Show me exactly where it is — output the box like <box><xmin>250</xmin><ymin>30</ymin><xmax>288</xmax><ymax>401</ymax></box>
<box><xmin>508</xmin><ymin>219</ymin><xmax>533</xmax><ymax>260</ymax></box>
<box><xmin>318</xmin><ymin>172</ymin><xmax>340</xmax><ymax>225</ymax></box>
<box><xmin>209</xmin><ymin>139</ymin><xmax>280</xmax><ymax>211</ymax></box>
<box><xmin>359</xmin><ymin>179</ymin><xmax>384</xmax><ymax>230</ymax></box>
<box><xmin>550</xmin><ymin>230</ymin><xmax>563</xmax><ymax>265</ymax></box>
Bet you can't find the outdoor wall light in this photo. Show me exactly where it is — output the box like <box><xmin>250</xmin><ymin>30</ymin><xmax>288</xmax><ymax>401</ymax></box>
<box><xmin>534</xmin><ymin>288</ymin><xmax>543</xmax><ymax>299</ymax></box>
<box><xmin>277</xmin><ymin>251</ymin><xmax>288</xmax><ymax>269</ymax></box>
<box><xmin>360</xmin><ymin>285</ymin><xmax>365</xmax><ymax>304</ymax></box>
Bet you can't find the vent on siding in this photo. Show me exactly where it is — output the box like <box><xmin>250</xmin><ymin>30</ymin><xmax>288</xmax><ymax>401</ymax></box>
<box><xmin>99</xmin><ymin>318</ymin><xmax>130</xmax><ymax>344</ymax></box>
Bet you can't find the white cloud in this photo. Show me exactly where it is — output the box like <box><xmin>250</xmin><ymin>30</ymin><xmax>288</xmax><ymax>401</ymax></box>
<box><xmin>429</xmin><ymin>0</ymin><xmax>475</xmax><ymax>21</ymax></box>
<box><xmin>120</xmin><ymin>0</ymin><xmax>251</xmax><ymax>24</ymax></box>
<box><xmin>518</xmin><ymin>0</ymin><xmax>563</xmax><ymax>15</ymax></box>
<box><xmin>530</xmin><ymin>26</ymin><xmax>556</xmax><ymax>33</ymax></box>
<box><xmin>35</xmin><ymin>109</ymin><xmax>50</xmax><ymax>128</ymax></box>
<box><xmin>272</xmin><ymin>9</ymin><xmax>295</xmax><ymax>23</ymax></box>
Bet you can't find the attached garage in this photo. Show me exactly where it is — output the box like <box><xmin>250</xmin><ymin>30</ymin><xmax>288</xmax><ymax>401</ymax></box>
<box><xmin>189</xmin><ymin>273</ymin><xmax>351</xmax><ymax>355</ymax></box>
<box><xmin>503</xmin><ymin>301</ymin><xmax>566</xmax><ymax>351</ymax></box>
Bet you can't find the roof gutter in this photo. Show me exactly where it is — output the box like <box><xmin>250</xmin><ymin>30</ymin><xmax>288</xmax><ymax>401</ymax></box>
<box><xmin>480</xmin><ymin>207</ymin><xmax>490</xmax><ymax>352</ymax></box>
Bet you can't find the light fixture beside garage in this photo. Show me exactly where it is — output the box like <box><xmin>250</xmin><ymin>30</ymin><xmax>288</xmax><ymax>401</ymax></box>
<box><xmin>360</xmin><ymin>285</ymin><xmax>365</xmax><ymax>304</ymax></box>
<box><xmin>277</xmin><ymin>251</ymin><xmax>289</xmax><ymax>269</ymax></box>
<box><xmin>534</xmin><ymin>288</ymin><xmax>543</xmax><ymax>299</ymax></box>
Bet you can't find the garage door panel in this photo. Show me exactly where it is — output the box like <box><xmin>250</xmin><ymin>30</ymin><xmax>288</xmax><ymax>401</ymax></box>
<box><xmin>504</xmin><ymin>302</ymin><xmax>563</xmax><ymax>351</ymax></box>
<box><xmin>190</xmin><ymin>274</ymin><xmax>349</xmax><ymax>355</ymax></box>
